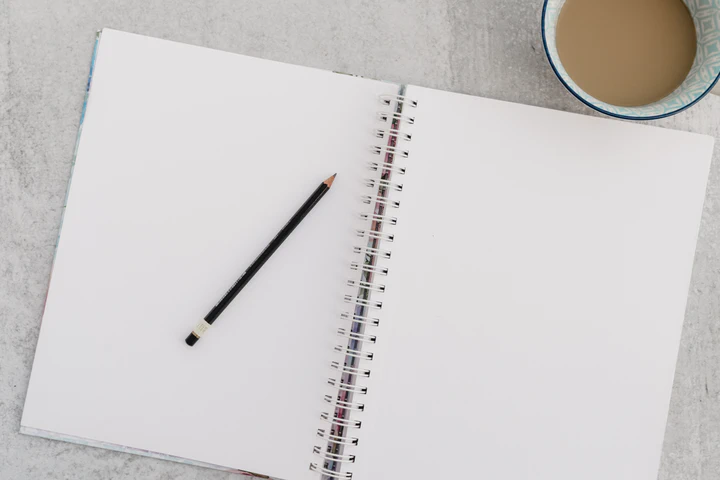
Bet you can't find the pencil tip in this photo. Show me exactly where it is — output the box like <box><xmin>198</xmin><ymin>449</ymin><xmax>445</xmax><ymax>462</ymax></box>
<box><xmin>324</xmin><ymin>173</ymin><xmax>337</xmax><ymax>187</ymax></box>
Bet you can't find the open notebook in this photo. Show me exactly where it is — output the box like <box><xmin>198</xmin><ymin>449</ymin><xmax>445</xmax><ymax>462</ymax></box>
<box><xmin>22</xmin><ymin>29</ymin><xmax>713</xmax><ymax>480</ymax></box>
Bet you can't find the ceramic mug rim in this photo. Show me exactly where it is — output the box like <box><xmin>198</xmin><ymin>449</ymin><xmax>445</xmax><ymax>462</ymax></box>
<box><xmin>541</xmin><ymin>0</ymin><xmax>720</xmax><ymax>120</ymax></box>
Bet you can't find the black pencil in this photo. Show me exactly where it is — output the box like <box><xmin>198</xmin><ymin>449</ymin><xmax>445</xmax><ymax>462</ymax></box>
<box><xmin>185</xmin><ymin>173</ymin><xmax>337</xmax><ymax>346</ymax></box>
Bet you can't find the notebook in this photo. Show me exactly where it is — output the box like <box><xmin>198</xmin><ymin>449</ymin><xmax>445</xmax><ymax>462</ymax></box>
<box><xmin>21</xmin><ymin>28</ymin><xmax>714</xmax><ymax>480</ymax></box>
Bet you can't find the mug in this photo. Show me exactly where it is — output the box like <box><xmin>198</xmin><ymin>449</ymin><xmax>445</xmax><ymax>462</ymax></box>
<box><xmin>542</xmin><ymin>0</ymin><xmax>720</xmax><ymax>120</ymax></box>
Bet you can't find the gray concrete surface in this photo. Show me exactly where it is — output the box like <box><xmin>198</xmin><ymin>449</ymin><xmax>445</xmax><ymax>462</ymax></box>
<box><xmin>1</xmin><ymin>1</ymin><xmax>719</xmax><ymax>479</ymax></box>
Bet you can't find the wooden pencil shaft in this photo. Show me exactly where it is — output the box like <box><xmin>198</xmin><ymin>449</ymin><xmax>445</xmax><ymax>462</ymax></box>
<box><xmin>184</xmin><ymin>174</ymin><xmax>335</xmax><ymax>347</ymax></box>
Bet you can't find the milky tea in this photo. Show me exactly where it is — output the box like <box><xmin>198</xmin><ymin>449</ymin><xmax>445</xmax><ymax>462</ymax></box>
<box><xmin>556</xmin><ymin>0</ymin><xmax>697</xmax><ymax>107</ymax></box>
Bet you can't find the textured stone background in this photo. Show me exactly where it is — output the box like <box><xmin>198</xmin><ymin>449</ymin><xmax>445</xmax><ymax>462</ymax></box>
<box><xmin>1</xmin><ymin>1</ymin><xmax>719</xmax><ymax>479</ymax></box>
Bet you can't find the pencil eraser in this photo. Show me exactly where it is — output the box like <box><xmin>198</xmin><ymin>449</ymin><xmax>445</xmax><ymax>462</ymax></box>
<box><xmin>185</xmin><ymin>334</ymin><xmax>199</xmax><ymax>347</ymax></box>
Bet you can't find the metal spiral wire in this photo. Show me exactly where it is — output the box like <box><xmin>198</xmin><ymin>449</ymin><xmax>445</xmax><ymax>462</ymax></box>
<box><xmin>310</xmin><ymin>89</ymin><xmax>417</xmax><ymax>479</ymax></box>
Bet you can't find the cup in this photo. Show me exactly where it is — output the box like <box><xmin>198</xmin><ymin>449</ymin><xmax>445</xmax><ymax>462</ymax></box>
<box><xmin>542</xmin><ymin>0</ymin><xmax>720</xmax><ymax>120</ymax></box>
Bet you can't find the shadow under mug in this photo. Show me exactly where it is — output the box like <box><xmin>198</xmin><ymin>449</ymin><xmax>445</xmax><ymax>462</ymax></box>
<box><xmin>542</xmin><ymin>0</ymin><xmax>720</xmax><ymax>120</ymax></box>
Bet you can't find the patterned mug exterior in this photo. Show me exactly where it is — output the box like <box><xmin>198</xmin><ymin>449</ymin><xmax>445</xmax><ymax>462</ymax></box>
<box><xmin>542</xmin><ymin>0</ymin><xmax>720</xmax><ymax>120</ymax></box>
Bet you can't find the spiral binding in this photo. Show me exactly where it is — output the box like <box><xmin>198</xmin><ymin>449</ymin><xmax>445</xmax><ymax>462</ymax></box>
<box><xmin>374</xmin><ymin>127</ymin><xmax>412</xmax><ymax>142</ymax></box>
<box><xmin>316</xmin><ymin>429</ymin><xmax>359</xmax><ymax>446</ymax></box>
<box><xmin>337</xmin><ymin>328</ymin><xmax>377</xmax><ymax>343</ymax></box>
<box><xmin>330</xmin><ymin>360</ymin><xmax>371</xmax><ymax>377</ymax></box>
<box><xmin>360</xmin><ymin>194</ymin><xmax>400</xmax><ymax>209</ymax></box>
<box><xmin>339</xmin><ymin>311</ymin><xmax>380</xmax><ymax>327</ymax></box>
<box><xmin>371</xmin><ymin>145</ymin><xmax>409</xmax><ymax>158</ymax></box>
<box><xmin>310</xmin><ymin>89</ymin><xmax>417</xmax><ymax>479</ymax></box>
<box><xmin>345</xmin><ymin>279</ymin><xmax>385</xmax><ymax>294</ymax></box>
<box><xmin>357</xmin><ymin>212</ymin><xmax>398</xmax><ymax>227</ymax></box>
<box><xmin>368</xmin><ymin>160</ymin><xmax>406</xmax><ymax>176</ymax></box>
<box><xmin>363</xmin><ymin>178</ymin><xmax>403</xmax><ymax>192</ymax></box>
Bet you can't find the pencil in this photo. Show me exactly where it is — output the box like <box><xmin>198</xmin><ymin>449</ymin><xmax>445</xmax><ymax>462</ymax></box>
<box><xmin>185</xmin><ymin>173</ymin><xmax>337</xmax><ymax>346</ymax></box>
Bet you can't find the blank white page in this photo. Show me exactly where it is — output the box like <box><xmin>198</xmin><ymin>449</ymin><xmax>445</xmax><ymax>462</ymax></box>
<box><xmin>21</xmin><ymin>29</ymin><xmax>399</xmax><ymax>480</ymax></box>
<box><xmin>351</xmin><ymin>86</ymin><xmax>713</xmax><ymax>480</ymax></box>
